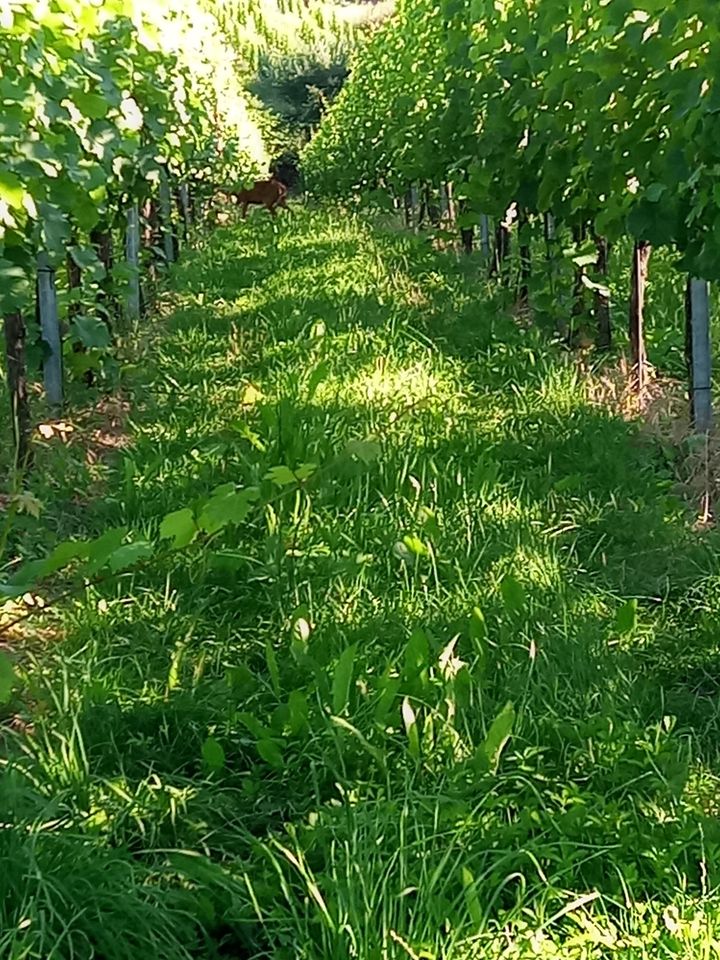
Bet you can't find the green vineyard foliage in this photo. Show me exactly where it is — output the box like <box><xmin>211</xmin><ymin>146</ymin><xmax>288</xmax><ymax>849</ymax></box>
<box><xmin>0</xmin><ymin>0</ymin><xmax>266</xmax><ymax>313</ymax></box>
<box><xmin>305</xmin><ymin>0</ymin><xmax>720</xmax><ymax>278</ymax></box>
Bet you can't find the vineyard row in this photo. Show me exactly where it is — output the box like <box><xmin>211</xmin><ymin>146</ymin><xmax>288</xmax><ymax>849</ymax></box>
<box><xmin>304</xmin><ymin>0</ymin><xmax>720</xmax><ymax>429</ymax></box>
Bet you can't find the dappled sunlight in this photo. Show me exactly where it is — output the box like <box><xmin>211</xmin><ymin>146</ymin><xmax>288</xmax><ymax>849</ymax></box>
<box><xmin>503</xmin><ymin>544</ymin><xmax>565</xmax><ymax>592</ymax></box>
<box><xmin>6</xmin><ymin>206</ymin><xmax>720</xmax><ymax>960</ymax></box>
<box><xmin>344</xmin><ymin>357</ymin><xmax>457</xmax><ymax>411</ymax></box>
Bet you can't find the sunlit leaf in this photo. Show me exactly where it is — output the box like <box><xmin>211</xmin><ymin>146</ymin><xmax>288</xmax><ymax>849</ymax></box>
<box><xmin>332</xmin><ymin>643</ymin><xmax>357</xmax><ymax>715</ymax></box>
<box><xmin>345</xmin><ymin>438</ymin><xmax>381</xmax><ymax>464</ymax></box>
<box><xmin>402</xmin><ymin>534</ymin><xmax>429</xmax><ymax>558</ymax></box>
<box><xmin>0</xmin><ymin>170</ymin><xmax>24</xmax><ymax>208</ymax></box>
<box><xmin>265</xmin><ymin>465</ymin><xmax>298</xmax><ymax>486</ymax></box>
<box><xmin>12</xmin><ymin>491</ymin><xmax>43</xmax><ymax>519</ymax></box>
<box><xmin>159</xmin><ymin>508</ymin><xmax>197</xmax><ymax>549</ymax></box>
<box><xmin>401</xmin><ymin>697</ymin><xmax>420</xmax><ymax>759</ymax></box>
<box><xmin>474</xmin><ymin>701</ymin><xmax>515</xmax><ymax>774</ymax></box>
<box><xmin>242</xmin><ymin>383</ymin><xmax>263</xmax><ymax>406</ymax></box>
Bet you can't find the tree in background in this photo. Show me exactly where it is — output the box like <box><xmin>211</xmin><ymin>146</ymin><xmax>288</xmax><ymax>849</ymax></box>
<box><xmin>250</xmin><ymin>48</ymin><xmax>349</xmax><ymax>145</ymax></box>
<box><xmin>234</xmin><ymin>0</ymin><xmax>395</xmax><ymax>183</ymax></box>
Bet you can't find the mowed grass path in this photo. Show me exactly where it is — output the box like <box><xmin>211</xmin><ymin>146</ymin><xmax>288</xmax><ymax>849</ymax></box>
<box><xmin>5</xmin><ymin>207</ymin><xmax>720</xmax><ymax>959</ymax></box>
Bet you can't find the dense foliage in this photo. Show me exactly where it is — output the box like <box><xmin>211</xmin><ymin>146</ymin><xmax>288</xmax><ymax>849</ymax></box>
<box><xmin>213</xmin><ymin>0</ymin><xmax>369</xmax><ymax>149</ymax></box>
<box><xmin>306</xmin><ymin>0</ymin><xmax>720</xmax><ymax>278</ymax></box>
<box><xmin>250</xmin><ymin>50</ymin><xmax>349</xmax><ymax>143</ymax></box>
<box><xmin>0</xmin><ymin>0</ymin><xmax>267</xmax><ymax>318</ymax></box>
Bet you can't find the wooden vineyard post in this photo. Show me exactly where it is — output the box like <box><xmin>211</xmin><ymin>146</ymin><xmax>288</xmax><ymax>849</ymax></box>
<box><xmin>403</xmin><ymin>186</ymin><xmax>413</xmax><ymax>229</ymax></box>
<box><xmin>188</xmin><ymin>187</ymin><xmax>200</xmax><ymax>226</ymax></box>
<box><xmin>416</xmin><ymin>185</ymin><xmax>427</xmax><ymax>229</ymax></box>
<box><xmin>178</xmin><ymin>184</ymin><xmax>191</xmax><ymax>241</ymax></box>
<box><xmin>439</xmin><ymin>182</ymin><xmax>449</xmax><ymax>225</ymax></box>
<box><xmin>125</xmin><ymin>204</ymin><xmax>141</xmax><ymax>323</ymax></box>
<box><xmin>543</xmin><ymin>212</ymin><xmax>556</xmax><ymax>250</ymax></box>
<box><xmin>460</xmin><ymin>223</ymin><xmax>474</xmax><ymax>254</ymax></box>
<box><xmin>67</xmin><ymin>245</ymin><xmax>82</xmax><ymax>318</ymax></box>
<box><xmin>480</xmin><ymin>214</ymin><xmax>491</xmax><ymax>260</ymax></box>
<box><xmin>424</xmin><ymin>184</ymin><xmax>440</xmax><ymax>227</ymax></box>
<box><xmin>571</xmin><ymin>223</ymin><xmax>588</xmax><ymax>337</ymax></box>
<box><xmin>544</xmin><ymin>213</ymin><xmax>557</xmax><ymax>281</ymax></box>
<box><xmin>685</xmin><ymin>278</ymin><xmax>713</xmax><ymax>432</ymax></box>
<box><xmin>518</xmin><ymin>208</ymin><xmax>531</xmax><ymax>309</ymax></box>
<box><xmin>90</xmin><ymin>226</ymin><xmax>116</xmax><ymax>325</ymax></box>
<box><xmin>543</xmin><ymin>213</ymin><xmax>566</xmax><ymax>338</ymax></box>
<box><xmin>594</xmin><ymin>235</ymin><xmax>612</xmax><ymax>351</ymax></box>
<box><xmin>37</xmin><ymin>253</ymin><xmax>64</xmax><ymax>411</ymax></box>
<box><xmin>629</xmin><ymin>241</ymin><xmax>651</xmax><ymax>393</ymax></box>
<box><xmin>490</xmin><ymin>220</ymin><xmax>511</xmax><ymax>281</ymax></box>
<box><xmin>159</xmin><ymin>172</ymin><xmax>176</xmax><ymax>265</ymax></box>
<box><xmin>446</xmin><ymin>182</ymin><xmax>456</xmax><ymax>228</ymax></box>
<box><xmin>458</xmin><ymin>198</ymin><xmax>474</xmax><ymax>254</ymax></box>
<box><xmin>409</xmin><ymin>184</ymin><xmax>420</xmax><ymax>233</ymax></box>
<box><xmin>3</xmin><ymin>312</ymin><xmax>32</xmax><ymax>472</ymax></box>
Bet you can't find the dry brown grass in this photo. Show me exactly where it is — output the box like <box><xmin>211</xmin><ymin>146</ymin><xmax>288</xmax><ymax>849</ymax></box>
<box><xmin>34</xmin><ymin>395</ymin><xmax>132</xmax><ymax>468</ymax></box>
<box><xmin>582</xmin><ymin>356</ymin><xmax>717</xmax><ymax>527</ymax></box>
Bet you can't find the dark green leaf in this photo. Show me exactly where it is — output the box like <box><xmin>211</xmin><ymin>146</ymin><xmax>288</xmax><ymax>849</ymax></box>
<box><xmin>198</xmin><ymin>487</ymin><xmax>258</xmax><ymax>534</ymax></box>
<box><xmin>70</xmin><ymin>316</ymin><xmax>112</xmax><ymax>350</ymax></box>
<box><xmin>615</xmin><ymin>599</ymin><xmax>638</xmax><ymax>636</ymax></box>
<box><xmin>257</xmin><ymin>738</ymin><xmax>284</xmax><ymax>768</ymax></box>
<box><xmin>265</xmin><ymin>640</ymin><xmax>281</xmax><ymax>697</ymax></box>
<box><xmin>108</xmin><ymin>541</ymin><xmax>153</xmax><ymax>572</ymax></box>
<box><xmin>202</xmin><ymin>736</ymin><xmax>225</xmax><ymax>772</ymax></box>
<box><xmin>288</xmin><ymin>690</ymin><xmax>309</xmax><ymax>735</ymax></box>
<box><xmin>0</xmin><ymin>653</ymin><xmax>15</xmax><ymax>705</ymax></box>
<box><xmin>307</xmin><ymin>360</ymin><xmax>329</xmax><ymax>399</ymax></box>
<box><xmin>500</xmin><ymin>575</ymin><xmax>525</xmax><ymax>614</ymax></box>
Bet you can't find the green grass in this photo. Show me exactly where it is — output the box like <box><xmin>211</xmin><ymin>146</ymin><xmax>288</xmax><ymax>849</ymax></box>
<box><xmin>3</xmin><ymin>206</ymin><xmax>720</xmax><ymax>958</ymax></box>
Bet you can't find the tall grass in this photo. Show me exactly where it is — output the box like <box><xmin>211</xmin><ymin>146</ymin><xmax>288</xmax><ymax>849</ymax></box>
<box><xmin>2</xmin><ymin>207</ymin><xmax>720</xmax><ymax>958</ymax></box>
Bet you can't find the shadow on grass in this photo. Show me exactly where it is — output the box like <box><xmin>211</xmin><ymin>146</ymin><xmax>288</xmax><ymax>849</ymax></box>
<box><xmin>5</xmin><ymin>208</ymin><xmax>720</xmax><ymax>958</ymax></box>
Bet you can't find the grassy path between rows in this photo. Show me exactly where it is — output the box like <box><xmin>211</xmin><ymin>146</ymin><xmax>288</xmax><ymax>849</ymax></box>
<box><xmin>5</xmin><ymin>207</ymin><xmax>720</xmax><ymax>959</ymax></box>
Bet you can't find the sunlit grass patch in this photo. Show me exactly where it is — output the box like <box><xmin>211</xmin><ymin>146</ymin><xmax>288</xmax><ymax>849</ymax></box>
<box><xmin>4</xmin><ymin>206</ymin><xmax>720</xmax><ymax>959</ymax></box>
